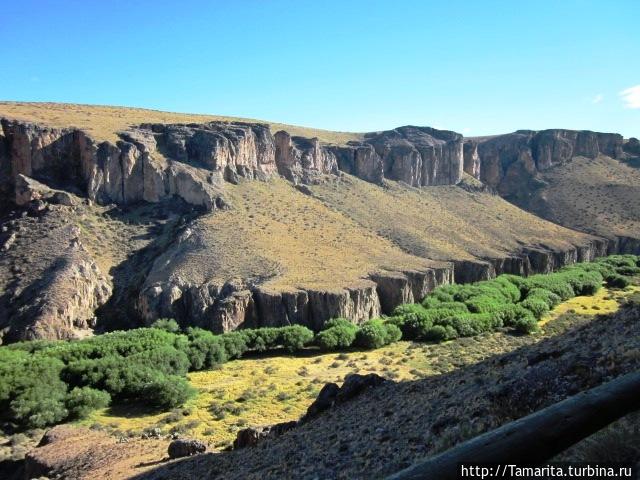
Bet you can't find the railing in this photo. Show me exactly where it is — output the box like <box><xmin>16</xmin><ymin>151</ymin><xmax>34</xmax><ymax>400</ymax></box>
<box><xmin>386</xmin><ymin>371</ymin><xmax>640</xmax><ymax>480</ymax></box>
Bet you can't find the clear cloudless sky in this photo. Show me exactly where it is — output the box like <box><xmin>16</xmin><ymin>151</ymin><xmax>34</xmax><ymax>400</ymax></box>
<box><xmin>1</xmin><ymin>0</ymin><xmax>639</xmax><ymax>137</ymax></box>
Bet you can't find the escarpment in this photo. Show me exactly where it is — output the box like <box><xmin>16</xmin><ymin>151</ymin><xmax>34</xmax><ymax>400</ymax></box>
<box><xmin>462</xmin><ymin>129</ymin><xmax>625</xmax><ymax>195</ymax></box>
<box><xmin>0</xmin><ymin>120</ymin><xmax>465</xmax><ymax>214</ymax></box>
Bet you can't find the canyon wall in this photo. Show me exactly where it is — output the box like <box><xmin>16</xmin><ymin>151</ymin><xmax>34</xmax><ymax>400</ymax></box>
<box><xmin>0</xmin><ymin>120</ymin><xmax>465</xmax><ymax>212</ymax></box>
<box><xmin>462</xmin><ymin>129</ymin><xmax>626</xmax><ymax>194</ymax></box>
<box><xmin>135</xmin><ymin>229</ymin><xmax>611</xmax><ymax>334</ymax></box>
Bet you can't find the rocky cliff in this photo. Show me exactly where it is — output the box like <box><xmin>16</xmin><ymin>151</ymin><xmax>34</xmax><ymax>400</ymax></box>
<box><xmin>0</xmin><ymin>120</ymin><xmax>466</xmax><ymax>214</ymax></box>
<box><xmin>463</xmin><ymin>129</ymin><xmax>625</xmax><ymax>195</ymax></box>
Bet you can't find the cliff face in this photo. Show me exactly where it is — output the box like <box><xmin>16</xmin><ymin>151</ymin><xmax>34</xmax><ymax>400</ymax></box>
<box><xmin>464</xmin><ymin>129</ymin><xmax>625</xmax><ymax>194</ymax></box>
<box><xmin>0</xmin><ymin>120</ymin><xmax>466</xmax><ymax>213</ymax></box>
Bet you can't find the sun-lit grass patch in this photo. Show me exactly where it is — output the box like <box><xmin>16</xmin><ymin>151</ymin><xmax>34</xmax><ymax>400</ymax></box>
<box><xmin>539</xmin><ymin>284</ymin><xmax>640</xmax><ymax>328</ymax></box>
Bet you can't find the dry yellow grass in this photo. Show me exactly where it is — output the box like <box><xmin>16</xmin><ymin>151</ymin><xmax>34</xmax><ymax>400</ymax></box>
<box><xmin>0</xmin><ymin>101</ymin><xmax>363</xmax><ymax>145</ymax></box>
<box><xmin>532</xmin><ymin>156</ymin><xmax>640</xmax><ymax>239</ymax></box>
<box><xmin>309</xmin><ymin>175</ymin><xmax>593</xmax><ymax>262</ymax></box>
<box><xmin>152</xmin><ymin>178</ymin><xmax>442</xmax><ymax>291</ymax></box>
<box><xmin>539</xmin><ymin>284</ymin><xmax>640</xmax><ymax>327</ymax></box>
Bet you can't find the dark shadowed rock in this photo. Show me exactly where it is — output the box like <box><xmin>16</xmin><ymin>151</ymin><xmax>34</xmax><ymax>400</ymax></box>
<box><xmin>624</xmin><ymin>137</ymin><xmax>640</xmax><ymax>156</ymax></box>
<box><xmin>168</xmin><ymin>439</ymin><xmax>206</xmax><ymax>458</ymax></box>
<box><xmin>304</xmin><ymin>373</ymin><xmax>388</xmax><ymax>421</ymax></box>
<box><xmin>305</xmin><ymin>382</ymin><xmax>340</xmax><ymax>419</ymax></box>
<box><xmin>233</xmin><ymin>421</ymin><xmax>297</xmax><ymax>449</ymax></box>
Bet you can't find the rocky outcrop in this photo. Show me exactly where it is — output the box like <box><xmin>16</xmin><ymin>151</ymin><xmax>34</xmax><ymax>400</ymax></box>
<box><xmin>138</xmin><ymin>248</ymin><xmax>454</xmax><ymax>332</ymax></box>
<box><xmin>273</xmin><ymin>126</ymin><xmax>464</xmax><ymax>187</ymax></box>
<box><xmin>233</xmin><ymin>421</ymin><xmax>297</xmax><ymax>449</ymax></box>
<box><xmin>303</xmin><ymin>373</ymin><xmax>388</xmax><ymax>421</ymax></box>
<box><xmin>1</xmin><ymin>119</ymin><xmax>468</xmax><ymax>215</ymax></box>
<box><xmin>463</xmin><ymin>140</ymin><xmax>481</xmax><ymax>179</ymax></box>
<box><xmin>232</xmin><ymin>373</ymin><xmax>388</xmax><ymax>450</ymax></box>
<box><xmin>5</xmin><ymin>225</ymin><xmax>112</xmax><ymax>341</ymax></box>
<box><xmin>274</xmin><ymin>131</ymin><xmax>339</xmax><ymax>183</ymax></box>
<box><xmin>452</xmin><ymin>238</ymin><xmax>609</xmax><ymax>283</ymax></box>
<box><xmin>468</xmin><ymin>129</ymin><xmax>625</xmax><ymax>195</ymax></box>
<box><xmin>624</xmin><ymin>137</ymin><xmax>640</xmax><ymax>157</ymax></box>
<box><xmin>0</xmin><ymin>119</ymin><xmax>267</xmax><ymax>211</ymax></box>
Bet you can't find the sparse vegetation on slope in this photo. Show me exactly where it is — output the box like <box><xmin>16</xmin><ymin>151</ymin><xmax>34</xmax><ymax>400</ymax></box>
<box><xmin>523</xmin><ymin>155</ymin><xmax>640</xmax><ymax>242</ymax></box>
<box><xmin>309</xmin><ymin>175</ymin><xmax>594</xmax><ymax>262</ymax></box>
<box><xmin>0</xmin><ymin>101</ymin><xmax>362</xmax><ymax>144</ymax></box>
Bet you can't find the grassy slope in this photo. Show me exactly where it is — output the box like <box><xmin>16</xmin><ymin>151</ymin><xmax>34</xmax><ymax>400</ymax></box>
<box><xmin>309</xmin><ymin>175</ymin><xmax>592</xmax><ymax>262</ymax></box>
<box><xmin>145</xmin><ymin>177</ymin><xmax>597</xmax><ymax>293</ymax></box>
<box><xmin>0</xmin><ymin>101</ymin><xmax>363</xmax><ymax>145</ymax></box>
<box><xmin>146</xmin><ymin>178</ymin><xmax>441</xmax><ymax>291</ymax></box>
<box><xmin>81</xmin><ymin>281</ymin><xmax>640</xmax><ymax>449</ymax></box>
<box><xmin>525</xmin><ymin>155</ymin><xmax>640</xmax><ymax>240</ymax></box>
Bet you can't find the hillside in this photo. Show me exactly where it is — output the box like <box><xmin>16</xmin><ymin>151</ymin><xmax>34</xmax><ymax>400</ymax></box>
<box><xmin>464</xmin><ymin>129</ymin><xmax>640</xmax><ymax>252</ymax></box>
<box><xmin>0</xmin><ymin>102</ymin><xmax>362</xmax><ymax>145</ymax></box>
<box><xmin>2</xmin><ymin>102</ymin><xmax>623</xmax><ymax>341</ymax></box>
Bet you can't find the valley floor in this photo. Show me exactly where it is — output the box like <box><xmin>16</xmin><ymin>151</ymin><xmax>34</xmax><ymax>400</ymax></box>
<box><xmin>7</xmin><ymin>280</ymin><xmax>638</xmax><ymax>479</ymax></box>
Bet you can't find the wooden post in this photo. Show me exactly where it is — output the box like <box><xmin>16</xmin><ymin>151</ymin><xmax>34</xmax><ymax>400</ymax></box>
<box><xmin>387</xmin><ymin>371</ymin><xmax>640</xmax><ymax>480</ymax></box>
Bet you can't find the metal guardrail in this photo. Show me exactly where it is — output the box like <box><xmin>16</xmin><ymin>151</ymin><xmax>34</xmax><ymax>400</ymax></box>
<box><xmin>386</xmin><ymin>371</ymin><xmax>640</xmax><ymax>480</ymax></box>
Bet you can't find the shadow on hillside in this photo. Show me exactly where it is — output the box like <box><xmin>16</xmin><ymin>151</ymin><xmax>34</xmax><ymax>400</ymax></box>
<box><xmin>94</xmin><ymin>199</ymin><xmax>203</xmax><ymax>332</ymax></box>
<box><xmin>129</xmin><ymin>302</ymin><xmax>640</xmax><ymax>480</ymax></box>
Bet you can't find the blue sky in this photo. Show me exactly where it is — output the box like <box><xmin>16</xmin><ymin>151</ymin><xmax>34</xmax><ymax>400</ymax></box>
<box><xmin>1</xmin><ymin>0</ymin><xmax>639</xmax><ymax>137</ymax></box>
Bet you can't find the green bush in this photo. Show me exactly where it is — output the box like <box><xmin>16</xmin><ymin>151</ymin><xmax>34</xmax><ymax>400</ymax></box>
<box><xmin>150</xmin><ymin>318</ymin><xmax>181</xmax><ymax>333</ymax></box>
<box><xmin>315</xmin><ymin>323</ymin><xmax>358</xmax><ymax>350</ymax></box>
<box><xmin>279</xmin><ymin>325</ymin><xmax>314</xmax><ymax>352</ymax></box>
<box><xmin>606</xmin><ymin>274</ymin><xmax>630</xmax><ymax>289</ymax></box>
<box><xmin>512</xmin><ymin>313</ymin><xmax>539</xmax><ymax>334</ymax></box>
<box><xmin>524</xmin><ymin>288</ymin><xmax>561</xmax><ymax>308</ymax></box>
<box><xmin>65</xmin><ymin>387</ymin><xmax>111</xmax><ymax>419</ymax></box>
<box><xmin>520</xmin><ymin>297</ymin><xmax>550</xmax><ymax>320</ymax></box>
<box><xmin>396</xmin><ymin>313</ymin><xmax>433</xmax><ymax>340</ymax></box>
<box><xmin>141</xmin><ymin>375</ymin><xmax>195</xmax><ymax>409</ymax></box>
<box><xmin>185</xmin><ymin>328</ymin><xmax>227</xmax><ymax>370</ymax></box>
<box><xmin>354</xmin><ymin>319</ymin><xmax>399</xmax><ymax>349</ymax></box>
<box><xmin>423</xmin><ymin>325</ymin><xmax>448</xmax><ymax>342</ymax></box>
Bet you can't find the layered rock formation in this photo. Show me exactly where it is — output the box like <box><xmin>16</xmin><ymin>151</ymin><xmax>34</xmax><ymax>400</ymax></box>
<box><xmin>463</xmin><ymin>129</ymin><xmax>625</xmax><ymax>195</ymax></box>
<box><xmin>452</xmin><ymin>239</ymin><xmax>608</xmax><ymax>283</ymax></box>
<box><xmin>0</xmin><ymin>120</ymin><xmax>466</xmax><ymax>215</ymax></box>
<box><xmin>1</xmin><ymin>113</ymin><xmax>637</xmax><ymax>340</ymax></box>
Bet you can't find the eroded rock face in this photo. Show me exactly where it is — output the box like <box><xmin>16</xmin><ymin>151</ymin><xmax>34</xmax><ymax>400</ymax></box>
<box><xmin>463</xmin><ymin>140</ymin><xmax>481</xmax><ymax>179</ymax></box>
<box><xmin>274</xmin><ymin>131</ymin><xmax>339</xmax><ymax>183</ymax></box>
<box><xmin>5</xmin><ymin>225</ymin><xmax>112</xmax><ymax>341</ymax></box>
<box><xmin>1</xmin><ymin>119</ymin><xmax>467</xmax><ymax>216</ymax></box>
<box><xmin>273</xmin><ymin>126</ymin><xmax>464</xmax><ymax>187</ymax></box>
<box><xmin>468</xmin><ymin>129</ymin><xmax>625</xmax><ymax>195</ymax></box>
<box><xmin>0</xmin><ymin>119</ymin><xmax>267</xmax><ymax>211</ymax></box>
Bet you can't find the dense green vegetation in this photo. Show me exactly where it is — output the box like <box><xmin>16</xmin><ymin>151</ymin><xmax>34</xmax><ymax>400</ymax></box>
<box><xmin>0</xmin><ymin>255</ymin><xmax>637</xmax><ymax>431</ymax></box>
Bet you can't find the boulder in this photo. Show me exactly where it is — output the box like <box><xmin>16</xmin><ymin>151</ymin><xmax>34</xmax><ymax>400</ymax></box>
<box><xmin>167</xmin><ymin>439</ymin><xmax>207</xmax><ymax>459</ymax></box>
<box><xmin>233</xmin><ymin>421</ymin><xmax>297</xmax><ymax>449</ymax></box>
<box><xmin>304</xmin><ymin>373</ymin><xmax>388</xmax><ymax>421</ymax></box>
